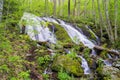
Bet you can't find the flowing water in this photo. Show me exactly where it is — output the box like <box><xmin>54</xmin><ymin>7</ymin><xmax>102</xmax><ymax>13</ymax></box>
<box><xmin>20</xmin><ymin>12</ymin><xmax>57</xmax><ymax>44</ymax></box>
<box><xmin>19</xmin><ymin>12</ymin><xmax>102</xmax><ymax>74</ymax></box>
<box><xmin>78</xmin><ymin>55</ymin><xmax>91</xmax><ymax>74</ymax></box>
<box><xmin>20</xmin><ymin>12</ymin><xmax>95</xmax><ymax>49</ymax></box>
<box><xmin>58</xmin><ymin>19</ymin><xmax>95</xmax><ymax>49</ymax></box>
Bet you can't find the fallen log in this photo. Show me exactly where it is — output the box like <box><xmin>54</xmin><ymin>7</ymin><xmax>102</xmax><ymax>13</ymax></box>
<box><xmin>94</xmin><ymin>46</ymin><xmax>120</xmax><ymax>56</ymax></box>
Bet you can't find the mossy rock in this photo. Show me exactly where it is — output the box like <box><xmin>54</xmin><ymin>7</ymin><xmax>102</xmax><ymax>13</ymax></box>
<box><xmin>99</xmin><ymin>51</ymin><xmax>108</xmax><ymax>59</ymax></box>
<box><xmin>52</xmin><ymin>55</ymin><xmax>84</xmax><ymax>76</ymax></box>
<box><xmin>102</xmin><ymin>66</ymin><xmax>120</xmax><ymax>80</ymax></box>
<box><xmin>77</xmin><ymin>24</ymin><xmax>97</xmax><ymax>41</ymax></box>
<box><xmin>83</xmin><ymin>48</ymin><xmax>91</xmax><ymax>59</ymax></box>
<box><xmin>48</xmin><ymin>23</ymin><xmax>72</xmax><ymax>43</ymax></box>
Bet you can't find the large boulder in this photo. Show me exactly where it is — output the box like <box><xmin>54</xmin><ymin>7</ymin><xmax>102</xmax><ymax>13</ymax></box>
<box><xmin>102</xmin><ymin>66</ymin><xmax>120</xmax><ymax>80</ymax></box>
<box><xmin>52</xmin><ymin>55</ymin><xmax>84</xmax><ymax>76</ymax></box>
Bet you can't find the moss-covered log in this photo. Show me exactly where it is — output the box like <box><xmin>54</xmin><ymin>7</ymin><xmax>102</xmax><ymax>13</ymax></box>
<box><xmin>94</xmin><ymin>46</ymin><xmax>120</xmax><ymax>56</ymax></box>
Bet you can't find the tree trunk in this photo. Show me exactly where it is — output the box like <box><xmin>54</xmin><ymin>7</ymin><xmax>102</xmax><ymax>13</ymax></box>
<box><xmin>104</xmin><ymin>0</ymin><xmax>114</xmax><ymax>43</ymax></box>
<box><xmin>45</xmin><ymin>0</ymin><xmax>47</xmax><ymax>16</ymax></box>
<box><xmin>0</xmin><ymin>0</ymin><xmax>3</xmax><ymax>22</ymax></box>
<box><xmin>92</xmin><ymin>0</ymin><xmax>97</xmax><ymax>29</ymax></box>
<box><xmin>68</xmin><ymin>0</ymin><xmax>71</xmax><ymax>18</ymax></box>
<box><xmin>114</xmin><ymin>0</ymin><xmax>118</xmax><ymax>40</ymax></box>
<box><xmin>77</xmin><ymin>0</ymin><xmax>80</xmax><ymax>16</ymax></box>
<box><xmin>84</xmin><ymin>0</ymin><xmax>87</xmax><ymax>18</ymax></box>
<box><xmin>73</xmin><ymin>0</ymin><xmax>77</xmax><ymax>16</ymax></box>
<box><xmin>58</xmin><ymin>0</ymin><xmax>62</xmax><ymax>16</ymax></box>
<box><xmin>84</xmin><ymin>0</ymin><xmax>90</xmax><ymax>19</ymax></box>
<box><xmin>97</xmin><ymin>0</ymin><xmax>103</xmax><ymax>37</ymax></box>
<box><xmin>53</xmin><ymin>0</ymin><xmax>56</xmax><ymax>16</ymax></box>
<box><xmin>102</xmin><ymin>0</ymin><xmax>111</xmax><ymax>41</ymax></box>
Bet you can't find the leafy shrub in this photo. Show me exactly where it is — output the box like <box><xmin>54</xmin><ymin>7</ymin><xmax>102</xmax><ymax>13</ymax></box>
<box><xmin>58</xmin><ymin>69</ymin><xmax>71</xmax><ymax>80</ymax></box>
<box><xmin>37</xmin><ymin>55</ymin><xmax>51</xmax><ymax>65</ymax></box>
<box><xmin>18</xmin><ymin>71</ymin><xmax>30</xmax><ymax>80</ymax></box>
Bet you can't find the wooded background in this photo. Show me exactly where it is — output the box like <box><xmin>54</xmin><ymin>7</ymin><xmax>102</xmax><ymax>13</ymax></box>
<box><xmin>0</xmin><ymin>0</ymin><xmax>120</xmax><ymax>48</ymax></box>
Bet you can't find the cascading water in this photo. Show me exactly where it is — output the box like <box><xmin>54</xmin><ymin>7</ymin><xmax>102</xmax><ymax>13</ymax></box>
<box><xmin>85</xmin><ymin>25</ymin><xmax>100</xmax><ymax>45</ymax></box>
<box><xmin>20</xmin><ymin>12</ymin><xmax>95</xmax><ymax>49</ymax></box>
<box><xmin>57</xmin><ymin>19</ymin><xmax>95</xmax><ymax>49</ymax></box>
<box><xmin>19</xmin><ymin>12</ymin><xmax>57</xmax><ymax>44</ymax></box>
<box><xmin>19</xmin><ymin>12</ymin><xmax>98</xmax><ymax>75</ymax></box>
<box><xmin>78</xmin><ymin>55</ymin><xmax>91</xmax><ymax>74</ymax></box>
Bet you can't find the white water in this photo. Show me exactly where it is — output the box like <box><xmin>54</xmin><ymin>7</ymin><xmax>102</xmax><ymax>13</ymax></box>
<box><xmin>57</xmin><ymin>19</ymin><xmax>95</xmax><ymax>49</ymax></box>
<box><xmin>20</xmin><ymin>12</ymin><xmax>97</xmax><ymax>75</ymax></box>
<box><xmin>78</xmin><ymin>55</ymin><xmax>91</xmax><ymax>74</ymax></box>
<box><xmin>103</xmin><ymin>60</ymin><xmax>112</xmax><ymax>66</ymax></box>
<box><xmin>40</xmin><ymin>17</ymin><xmax>96</xmax><ymax>59</ymax></box>
<box><xmin>20</xmin><ymin>13</ymin><xmax>95</xmax><ymax>49</ymax></box>
<box><xmin>19</xmin><ymin>12</ymin><xmax>57</xmax><ymax>44</ymax></box>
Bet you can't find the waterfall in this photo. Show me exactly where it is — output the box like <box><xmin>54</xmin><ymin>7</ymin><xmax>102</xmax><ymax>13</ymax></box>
<box><xmin>20</xmin><ymin>12</ymin><xmax>96</xmax><ymax>49</ymax></box>
<box><xmin>19</xmin><ymin>12</ymin><xmax>57</xmax><ymax>44</ymax></box>
<box><xmin>57</xmin><ymin>19</ymin><xmax>95</xmax><ymax>49</ymax></box>
<box><xmin>19</xmin><ymin>12</ymin><xmax>97</xmax><ymax>75</ymax></box>
<box><xmin>78</xmin><ymin>55</ymin><xmax>91</xmax><ymax>74</ymax></box>
<box><xmin>0</xmin><ymin>0</ymin><xmax>3</xmax><ymax>22</ymax></box>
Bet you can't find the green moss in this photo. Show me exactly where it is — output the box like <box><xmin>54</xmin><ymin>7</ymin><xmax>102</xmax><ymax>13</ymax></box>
<box><xmin>83</xmin><ymin>48</ymin><xmax>91</xmax><ymax>59</ymax></box>
<box><xmin>52</xmin><ymin>23</ymin><xmax>72</xmax><ymax>43</ymax></box>
<box><xmin>100</xmin><ymin>51</ymin><xmax>108</xmax><ymax>59</ymax></box>
<box><xmin>52</xmin><ymin>55</ymin><xmax>84</xmax><ymax>76</ymax></box>
<box><xmin>58</xmin><ymin>69</ymin><xmax>72</xmax><ymax>80</ymax></box>
<box><xmin>77</xmin><ymin>24</ymin><xmax>97</xmax><ymax>41</ymax></box>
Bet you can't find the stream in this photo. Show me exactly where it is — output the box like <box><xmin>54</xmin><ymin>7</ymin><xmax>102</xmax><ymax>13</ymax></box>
<box><xmin>19</xmin><ymin>12</ymin><xmax>115</xmax><ymax>75</ymax></box>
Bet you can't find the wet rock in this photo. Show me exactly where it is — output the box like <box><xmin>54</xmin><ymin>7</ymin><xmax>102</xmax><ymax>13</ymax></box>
<box><xmin>88</xmin><ymin>58</ymin><xmax>97</xmax><ymax>70</ymax></box>
<box><xmin>102</xmin><ymin>66</ymin><xmax>120</xmax><ymax>80</ymax></box>
<box><xmin>99</xmin><ymin>51</ymin><xmax>108</xmax><ymax>59</ymax></box>
<box><xmin>63</xmin><ymin>43</ymin><xmax>74</xmax><ymax>48</ymax></box>
<box><xmin>53</xmin><ymin>23</ymin><xmax>72</xmax><ymax>43</ymax></box>
<box><xmin>37</xmin><ymin>41</ymin><xmax>48</xmax><ymax>46</ymax></box>
<box><xmin>113</xmin><ymin>59</ymin><xmax>120</xmax><ymax>69</ymax></box>
<box><xmin>52</xmin><ymin>55</ymin><xmax>84</xmax><ymax>76</ymax></box>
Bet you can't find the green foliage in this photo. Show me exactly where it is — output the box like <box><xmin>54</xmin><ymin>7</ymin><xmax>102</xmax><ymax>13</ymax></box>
<box><xmin>83</xmin><ymin>48</ymin><xmax>91</xmax><ymax>60</ymax></box>
<box><xmin>0</xmin><ymin>39</ymin><xmax>13</xmax><ymax>54</ymax></box>
<box><xmin>100</xmin><ymin>51</ymin><xmax>108</xmax><ymax>59</ymax></box>
<box><xmin>10</xmin><ymin>77</ymin><xmax>19</xmax><ymax>80</ymax></box>
<box><xmin>18</xmin><ymin>71</ymin><xmax>30</xmax><ymax>80</ymax></box>
<box><xmin>0</xmin><ymin>0</ymin><xmax>120</xmax><ymax>79</ymax></box>
<box><xmin>58</xmin><ymin>69</ymin><xmax>71</xmax><ymax>80</ymax></box>
<box><xmin>53</xmin><ymin>23</ymin><xmax>72</xmax><ymax>43</ymax></box>
<box><xmin>114</xmin><ymin>40</ymin><xmax>120</xmax><ymax>49</ymax></box>
<box><xmin>52</xmin><ymin>55</ymin><xmax>84</xmax><ymax>76</ymax></box>
<box><xmin>42</xmin><ymin>74</ymin><xmax>49</xmax><ymax>80</ymax></box>
<box><xmin>8</xmin><ymin>56</ymin><xmax>22</xmax><ymax>62</ymax></box>
<box><xmin>67</xmin><ymin>49</ymin><xmax>76</xmax><ymax>59</ymax></box>
<box><xmin>0</xmin><ymin>64</ymin><xmax>10</xmax><ymax>73</ymax></box>
<box><xmin>37</xmin><ymin>55</ymin><xmax>51</xmax><ymax>66</ymax></box>
<box><xmin>96</xmin><ymin>58</ymin><xmax>104</xmax><ymax>67</ymax></box>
